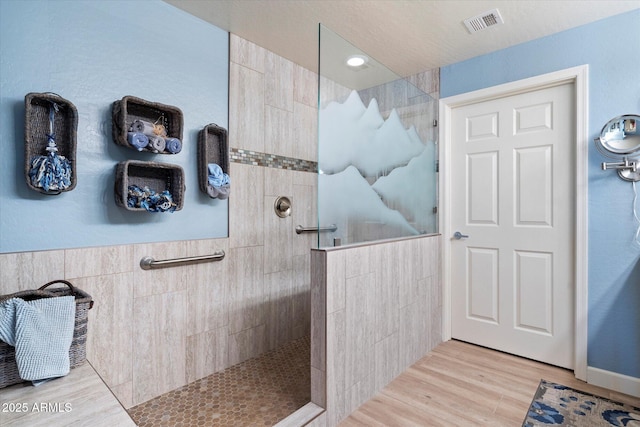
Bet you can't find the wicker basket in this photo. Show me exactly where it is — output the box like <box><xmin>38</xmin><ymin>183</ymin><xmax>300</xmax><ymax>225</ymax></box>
<box><xmin>24</xmin><ymin>92</ymin><xmax>78</xmax><ymax>195</ymax></box>
<box><xmin>0</xmin><ymin>280</ymin><xmax>93</xmax><ymax>389</ymax></box>
<box><xmin>112</xmin><ymin>96</ymin><xmax>183</xmax><ymax>154</ymax></box>
<box><xmin>114</xmin><ymin>160</ymin><xmax>185</xmax><ymax>212</ymax></box>
<box><xmin>198</xmin><ymin>123</ymin><xmax>230</xmax><ymax>197</ymax></box>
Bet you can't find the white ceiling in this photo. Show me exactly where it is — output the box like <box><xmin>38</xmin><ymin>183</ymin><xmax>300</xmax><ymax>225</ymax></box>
<box><xmin>165</xmin><ymin>0</ymin><xmax>639</xmax><ymax>77</ymax></box>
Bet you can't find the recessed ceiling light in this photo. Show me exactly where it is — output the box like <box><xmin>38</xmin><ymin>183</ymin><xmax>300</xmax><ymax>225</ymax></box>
<box><xmin>346</xmin><ymin>55</ymin><xmax>368</xmax><ymax>67</ymax></box>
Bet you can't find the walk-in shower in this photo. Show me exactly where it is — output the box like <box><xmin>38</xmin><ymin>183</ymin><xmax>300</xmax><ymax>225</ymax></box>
<box><xmin>128</xmin><ymin>24</ymin><xmax>440</xmax><ymax>427</ymax></box>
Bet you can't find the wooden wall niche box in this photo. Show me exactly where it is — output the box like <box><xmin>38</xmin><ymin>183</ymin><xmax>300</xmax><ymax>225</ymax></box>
<box><xmin>197</xmin><ymin>123</ymin><xmax>230</xmax><ymax>198</ymax></box>
<box><xmin>24</xmin><ymin>92</ymin><xmax>78</xmax><ymax>194</ymax></box>
<box><xmin>114</xmin><ymin>160</ymin><xmax>185</xmax><ymax>212</ymax></box>
<box><xmin>112</xmin><ymin>96</ymin><xmax>183</xmax><ymax>154</ymax></box>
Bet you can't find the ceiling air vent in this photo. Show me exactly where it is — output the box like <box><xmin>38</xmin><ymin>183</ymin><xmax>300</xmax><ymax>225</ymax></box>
<box><xmin>464</xmin><ymin>8</ymin><xmax>504</xmax><ymax>34</ymax></box>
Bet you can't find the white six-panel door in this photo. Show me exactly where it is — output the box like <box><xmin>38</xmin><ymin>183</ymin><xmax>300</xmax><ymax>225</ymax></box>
<box><xmin>450</xmin><ymin>82</ymin><xmax>575</xmax><ymax>368</ymax></box>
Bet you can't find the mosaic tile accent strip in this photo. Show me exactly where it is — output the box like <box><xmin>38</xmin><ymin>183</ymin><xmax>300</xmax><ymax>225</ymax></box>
<box><xmin>128</xmin><ymin>335</ymin><xmax>311</xmax><ymax>427</ymax></box>
<box><xmin>230</xmin><ymin>148</ymin><xmax>317</xmax><ymax>173</ymax></box>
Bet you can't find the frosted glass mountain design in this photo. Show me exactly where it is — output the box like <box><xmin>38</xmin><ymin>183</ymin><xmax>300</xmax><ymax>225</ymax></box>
<box><xmin>319</xmin><ymin>90</ymin><xmax>426</xmax><ymax>176</ymax></box>
<box><xmin>318</xmin><ymin>89</ymin><xmax>437</xmax><ymax>244</ymax></box>
<box><xmin>319</xmin><ymin>166</ymin><xmax>420</xmax><ymax>236</ymax></box>
<box><xmin>372</xmin><ymin>143</ymin><xmax>437</xmax><ymax>233</ymax></box>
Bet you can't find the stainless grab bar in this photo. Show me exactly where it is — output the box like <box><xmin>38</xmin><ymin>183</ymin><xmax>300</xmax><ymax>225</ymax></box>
<box><xmin>140</xmin><ymin>251</ymin><xmax>225</xmax><ymax>270</ymax></box>
<box><xmin>295</xmin><ymin>224</ymin><xmax>337</xmax><ymax>234</ymax></box>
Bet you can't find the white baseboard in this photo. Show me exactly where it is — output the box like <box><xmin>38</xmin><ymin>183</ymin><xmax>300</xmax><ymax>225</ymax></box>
<box><xmin>587</xmin><ymin>366</ymin><xmax>640</xmax><ymax>398</ymax></box>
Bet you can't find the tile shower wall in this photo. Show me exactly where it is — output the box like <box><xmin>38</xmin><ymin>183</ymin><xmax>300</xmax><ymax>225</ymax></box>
<box><xmin>0</xmin><ymin>34</ymin><xmax>318</xmax><ymax>409</ymax></box>
<box><xmin>226</xmin><ymin>33</ymin><xmax>318</xmax><ymax>368</ymax></box>
<box><xmin>310</xmin><ymin>235</ymin><xmax>442</xmax><ymax>427</ymax></box>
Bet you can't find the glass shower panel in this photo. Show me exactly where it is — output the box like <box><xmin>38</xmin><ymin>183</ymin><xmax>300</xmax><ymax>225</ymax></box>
<box><xmin>318</xmin><ymin>25</ymin><xmax>438</xmax><ymax>247</ymax></box>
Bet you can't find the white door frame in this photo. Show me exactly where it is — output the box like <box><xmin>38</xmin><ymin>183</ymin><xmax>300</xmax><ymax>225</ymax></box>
<box><xmin>439</xmin><ymin>65</ymin><xmax>589</xmax><ymax>381</ymax></box>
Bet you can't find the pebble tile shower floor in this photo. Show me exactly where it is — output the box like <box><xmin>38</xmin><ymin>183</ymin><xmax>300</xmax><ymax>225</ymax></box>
<box><xmin>128</xmin><ymin>335</ymin><xmax>310</xmax><ymax>426</ymax></box>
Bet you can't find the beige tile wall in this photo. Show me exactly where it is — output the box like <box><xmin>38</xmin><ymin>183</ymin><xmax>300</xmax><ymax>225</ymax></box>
<box><xmin>0</xmin><ymin>34</ymin><xmax>318</xmax><ymax>409</ymax></box>
<box><xmin>310</xmin><ymin>234</ymin><xmax>442</xmax><ymax>427</ymax></box>
<box><xmin>227</xmin><ymin>33</ymin><xmax>318</xmax><ymax>367</ymax></box>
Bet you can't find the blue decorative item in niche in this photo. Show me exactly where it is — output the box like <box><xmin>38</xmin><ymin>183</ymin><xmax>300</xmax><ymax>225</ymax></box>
<box><xmin>24</xmin><ymin>92</ymin><xmax>78</xmax><ymax>195</ymax></box>
<box><xmin>114</xmin><ymin>160</ymin><xmax>185</xmax><ymax>212</ymax></box>
<box><xmin>112</xmin><ymin>96</ymin><xmax>184</xmax><ymax>155</ymax></box>
<box><xmin>198</xmin><ymin>123</ymin><xmax>230</xmax><ymax>199</ymax></box>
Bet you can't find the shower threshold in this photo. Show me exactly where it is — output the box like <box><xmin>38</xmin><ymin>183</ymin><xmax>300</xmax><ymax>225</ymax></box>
<box><xmin>128</xmin><ymin>334</ymin><xmax>311</xmax><ymax>426</ymax></box>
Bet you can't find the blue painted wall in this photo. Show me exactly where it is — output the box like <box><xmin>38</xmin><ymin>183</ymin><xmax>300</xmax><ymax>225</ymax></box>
<box><xmin>441</xmin><ymin>10</ymin><xmax>640</xmax><ymax>378</ymax></box>
<box><xmin>0</xmin><ymin>0</ymin><xmax>229</xmax><ymax>253</ymax></box>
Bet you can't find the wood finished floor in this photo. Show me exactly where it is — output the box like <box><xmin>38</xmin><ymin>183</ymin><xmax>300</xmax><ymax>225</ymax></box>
<box><xmin>339</xmin><ymin>339</ymin><xmax>640</xmax><ymax>426</ymax></box>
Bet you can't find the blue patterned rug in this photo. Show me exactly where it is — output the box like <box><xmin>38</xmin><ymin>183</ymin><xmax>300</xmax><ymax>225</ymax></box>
<box><xmin>523</xmin><ymin>380</ymin><xmax>640</xmax><ymax>426</ymax></box>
